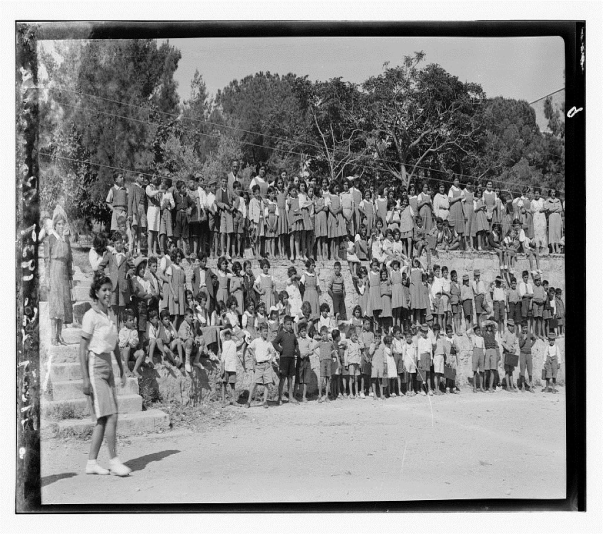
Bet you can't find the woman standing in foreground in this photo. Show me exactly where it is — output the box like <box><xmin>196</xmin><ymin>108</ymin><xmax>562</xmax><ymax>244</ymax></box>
<box><xmin>79</xmin><ymin>274</ymin><xmax>131</xmax><ymax>476</ymax></box>
<box><xmin>45</xmin><ymin>211</ymin><xmax>74</xmax><ymax>345</ymax></box>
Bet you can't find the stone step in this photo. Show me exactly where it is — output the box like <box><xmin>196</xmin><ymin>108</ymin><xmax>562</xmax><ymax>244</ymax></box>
<box><xmin>42</xmin><ymin>394</ymin><xmax>142</xmax><ymax>420</ymax></box>
<box><xmin>50</xmin><ymin>409</ymin><xmax>170</xmax><ymax>438</ymax></box>
<box><xmin>73</xmin><ymin>286</ymin><xmax>92</xmax><ymax>301</ymax></box>
<box><xmin>51</xmin><ymin>377</ymin><xmax>139</xmax><ymax>400</ymax></box>
<box><xmin>73</xmin><ymin>301</ymin><xmax>92</xmax><ymax>325</ymax></box>
<box><xmin>50</xmin><ymin>361</ymin><xmax>124</xmax><ymax>382</ymax></box>
<box><xmin>72</xmin><ymin>278</ymin><xmax>91</xmax><ymax>288</ymax></box>
<box><xmin>47</xmin><ymin>344</ymin><xmax>80</xmax><ymax>363</ymax></box>
<box><xmin>58</xmin><ymin>327</ymin><xmax>83</xmax><ymax>346</ymax></box>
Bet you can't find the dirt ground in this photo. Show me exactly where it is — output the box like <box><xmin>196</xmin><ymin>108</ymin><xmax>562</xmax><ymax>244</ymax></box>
<box><xmin>41</xmin><ymin>387</ymin><xmax>566</xmax><ymax>505</ymax></box>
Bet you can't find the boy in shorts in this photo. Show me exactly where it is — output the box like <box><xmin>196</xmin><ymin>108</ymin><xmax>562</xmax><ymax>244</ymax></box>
<box><xmin>444</xmin><ymin>324</ymin><xmax>460</xmax><ymax>394</ymax></box>
<box><xmin>119</xmin><ymin>308</ymin><xmax>145</xmax><ymax>377</ymax></box>
<box><xmin>532</xmin><ymin>275</ymin><xmax>546</xmax><ymax>339</ymax></box>
<box><xmin>460</xmin><ymin>273</ymin><xmax>474</xmax><ymax>331</ymax></box>
<box><xmin>315</xmin><ymin>326</ymin><xmax>337</xmax><ymax>403</ymax></box>
<box><xmin>178</xmin><ymin>308</ymin><xmax>205</xmax><ymax>373</ymax></box>
<box><xmin>272</xmin><ymin>315</ymin><xmax>299</xmax><ymax>405</ymax></box>
<box><xmin>432</xmin><ymin>324</ymin><xmax>448</xmax><ymax>395</ymax></box>
<box><xmin>358</xmin><ymin>317</ymin><xmax>375</xmax><ymax>398</ymax></box>
<box><xmin>295</xmin><ymin>322</ymin><xmax>317</xmax><ymax>402</ymax></box>
<box><xmin>246</xmin><ymin>323</ymin><xmax>278</xmax><ymax>408</ymax></box>
<box><xmin>501</xmin><ymin>319</ymin><xmax>520</xmax><ymax>392</ymax></box>
<box><xmin>416</xmin><ymin>324</ymin><xmax>434</xmax><ymax>396</ymax></box>
<box><xmin>518</xmin><ymin>270</ymin><xmax>534</xmax><ymax>335</ymax></box>
<box><xmin>466</xmin><ymin>324</ymin><xmax>485</xmax><ymax>393</ymax></box>
<box><xmin>370</xmin><ymin>330</ymin><xmax>386</xmax><ymax>399</ymax></box>
<box><xmin>482</xmin><ymin>321</ymin><xmax>499</xmax><ymax>393</ymax></box>
<box><xmin>507</xmin><ymin>277</ymin><xmax>522</xmax><ymax>335</ymax></box>
<box><xmin>518</xmin><ymin>321</ymin><xmax>537</xmax><ymax>392</ymax></box>
<box><xmin>542</xmin><ymin>332</ymin><xmax>560</xmax><ymax>393</ymax></box>
<box><xmin>490</xmin><ymin>275</ymin><xmax>506</xmax><ymax>333</ymax></box>
<box><xmin>220</xmin><ymin>328</ymin><xmax>239</xmax><ymax>406</ymax></box>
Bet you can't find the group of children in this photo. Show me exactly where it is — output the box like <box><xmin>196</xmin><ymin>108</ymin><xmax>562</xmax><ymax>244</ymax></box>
<box><xmin>88</xmin><ymin>217</ymin><xmax>565</xmax><ymax>404</ymax></box>
<box><xmin>104</xmin><ymin>167</ymin><xmax>565</xmax><ymax>266</ymax></box>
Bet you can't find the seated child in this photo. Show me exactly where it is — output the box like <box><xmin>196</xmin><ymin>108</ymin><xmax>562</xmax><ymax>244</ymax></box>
<box><xmin>119</xmin><ymin>308</ymin><xmax>145</xmax><ymax>377</ymax></box>
<box><xmin>146</xmin><ymin>309</ymin><xmax>177</xmax><ymax>368</ymax></box>
<box><xmin>178</xmin><ymin>307</ymin><xmax>206</xmax><ymax>373</ymax></box>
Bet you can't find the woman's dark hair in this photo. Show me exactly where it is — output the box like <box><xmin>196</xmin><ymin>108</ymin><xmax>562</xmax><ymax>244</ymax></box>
<box><xmin>93</xmin><ymin>233</ymin><xmax>107</xmax><ymax>255</ymax></box>
<box><xmin>226</xmin><ymin>295</ymin><xmax>238</xmax><ymax>309</ymax></box>
<box><xmin>135</xmin><ymin>260</ymin><xmax>147</xmax><ymax>277</ymax></box>
<box><xmin>90</xmin><ymin>273</ymin><xmax>113</xmax><ymax>300</ymax></box>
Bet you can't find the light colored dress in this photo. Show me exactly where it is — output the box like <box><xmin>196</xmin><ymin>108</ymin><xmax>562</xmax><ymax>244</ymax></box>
<box><xmin>167</xmin><ymin>264</ymin><xmax>186</xmax><ymax>316</ymax></box>
<box><xmin>230</xmin><ymin>275</ymin><xmax>245</xmax><ymax>315</ymax></box>
<box><xmin>357</xmin><ymin>277</ymin><xmax>370</xmax><ymax>316</ymax></box>
<box><xmin>368</xmin><ymin>270</ymin><xmax>382</xmax><ymax>312</ymax></box>
<box><xmin>448</xmin><ymin>186</ymin><xmax>464</xmax><ymax>233</ymax></box>
<box><xmin>546</xmin><ymin>198</ymin><xmax>563</xmax><ymax>245</ymax></box>
<box><xmin>433</xmin><ymin>193</ymin><xmax>450</xmax><ymax>221</ymax></box>
<box><xmin>409</xmin><ymin>267</ymin><xmax>425</xmax><ymax>310</ymax></box>
<box><xmin>380</xmin><ymin>280</ymin><xmax>392</xmax><ymax>318</ymax></box>
<box><xmin>531</xmin><ymin>198</ymin><xmax>548</xmax><ymax>248</ymax></box>
<box><xmin>301</xmin><ymin>271</ymin><xmax>320</xmax><ymax>319</ymax></box>
<box><xmin>215</xmin><ymin>270</ymin><xmax>230</xmax><ymax>305</ymax></box>
<box><xmin>418</xmin><ymin>192</ymin><xmax>433</xmax><ymax>232</ymax></box>
<box><xmin>314</xmin><ymin>197</ymin><xmax>328</xmax><ymax>238</ymax></box>
<box><xmin>474</xmin><ymin>199</ymin><xmax>489</xmax><ymax>233</ymax></box>
<box><xmin>328</xmin><ymin>195</ymin><xmax>346</xmax><ymax>238</ymax></box>
<box><xmin>45</xmin><ymin>233</ymin><xmax>74</xmax><ymax>323</ymax></box>
<box><xmin>391</xmin><ymin>270</ymin><xmax>404</xmax><ymax>309</ymax></box>
<box><xmin>256</xmin><ymin>272</ymin><xmax>275</xmax><ymax>310</ymax></box>
<box><xmin>463</xmin><ymin>189</ymin><xmax>475</xmax><ymax>237</ymax></box>
<box><xmin>276</xmin><ymin>190</ymin><xmax>289</xmax><ymax>235</ymax></box>
<box><xmin>359</xmin><ymin>199</ymin><xmax>376</xmax><ymax>234</ymax></box>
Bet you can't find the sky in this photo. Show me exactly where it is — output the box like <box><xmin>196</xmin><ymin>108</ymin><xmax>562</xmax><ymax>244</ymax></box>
<box><xmin>166</xmin><ymin>36</ymin><xmax>565</xmax><ymax>104</ymax></box>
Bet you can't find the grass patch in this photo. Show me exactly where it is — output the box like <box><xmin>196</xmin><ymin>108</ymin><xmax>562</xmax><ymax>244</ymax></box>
<box><xmin>153</xmin><ymin>400</ymin><xmax>246</xmax><ymax>433</ymax></box>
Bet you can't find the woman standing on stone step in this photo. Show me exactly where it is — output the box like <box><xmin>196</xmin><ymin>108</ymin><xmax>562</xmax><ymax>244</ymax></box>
<box><xmin>45</xmin><ymin>210</ymin><xmax>74</xmax><ymax>345</ymax></box>
<box><xmin>79</xmin><ymin>273</ymin><xmax>131</xmax><ymax>477</ymax></box>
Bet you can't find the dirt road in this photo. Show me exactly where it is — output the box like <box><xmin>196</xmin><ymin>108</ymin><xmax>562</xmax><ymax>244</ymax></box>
<box><xmin>41</xmin><ymin>389</ymin><xmax>566</xmax><ymax>504</ymax></box>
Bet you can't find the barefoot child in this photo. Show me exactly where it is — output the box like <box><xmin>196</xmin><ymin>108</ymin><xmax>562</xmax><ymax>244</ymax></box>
<box><xmin>358</xmin><ymin>317</ymin><xmax>375</xmax><ymax>398</ymax></box>
<box><xmin>542</xmin><ymin>332</ymin><xmax>560</xmax><ymax>393</ymax></box>
<box><xmin>343</xmin><ymin>327</ymin><xmax>363</xmax><ymax>399</ymax></box>
<box><xmin>178</xmin><ymin>308</ymin><xmax>204</xmax><ymax>373</ymax></box>
<box><xmin>460</xmin><ymin>273</ymin><xmax>474</xmax><ymax>332</ymax></box>
<box><xmin>518</xmin><ymin>321</ymin><xmax>537</xmax><ymax>392</ymax></box>
<box><xmin>402</xmin><ymin>330</ymin><xmax>418</xmax><ymax>396</ymax></box>
<box><xmin>501</xmin><ymin>319</ymin><xmax>520</xmax><ymax>392</ymax></box>
<box><xmin>466</xmin><ymin>324</ymin><xmax>485</xmax><ymax>393</ymax></box>
<box><xmin>432</xmin><ymin>324</ymin><xmax>448</xmax><ymax>395</ymax></box>
<box><xmin>146</xmin><ymin>310</ymin><xmax>177</xmax><ymax>367</ymax></box>
<box><xmin>246</xmin><ymin>323</ymin><xmax>278</xmax><ymax>408</ymax></box>
<box><xmin>370</xmin><ymin>331</ymin><xmax>387</xmax><ymax>399</ymax></box>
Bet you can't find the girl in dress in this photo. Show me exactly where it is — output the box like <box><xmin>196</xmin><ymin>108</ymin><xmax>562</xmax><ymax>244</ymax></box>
<box><xmin>300</xmin><ymin>260</ymin><xmax>321</xmax><ymax>320</ymax></box>
<box><xmin>242</xmin><ymin>299</ymin><xmax>258</xmax><ymax>340</ymax></box>
<box><xmin>390</xmin><ymin>260</ymin><xmax>404</xmax><ymax>329</ymax></box>
<box><xmin>314</xmin><ymin>186</ymin><xmax>328</xmax><ymax>260</ymax></box>
<box><xmin>345</xmin><ymin>234</ymin><xmax>361</xmax><ymax>276</ymax></box>
<box><xmin>159</xmin><ymin>177</ymin><xmax>175</xmax><ymax>255</ymax></box>
<box><xmin>482</xmin><ymin>180</ymin><xmax>498</xmax><ymax>231</ymax></box>
<box><xmin>275</xmin><ymin>176</ymin><xmax>289</xmax><ymax>259</ymax></box>
<box><xmin>255</xmin><ymin>301</ymin><xmax>268</xmax><ymax>332</ymax></box>
<box><xmin>263</xmin><ymin>186</ymin><xmax>279</xmax><ymax>259</ymax></box>
<box><xmin>401</xmin><ymin>270</ymin><xmax>411</xmax><ymax>331</ymax></box>
<box><xmin>409</xmin><ymin>258</ymin><xmax>426</xmax><ymax>325</ymax></box>
<box><xmin>287</xmin><ymin>187</ymin><xmax>303</xmax><ymax>261</ymax></box>
<box><xmin>254</xmin><ymin>259</ymin><xmax>276</xmax><ymax>311</ymax></box>
<box><xmin>368</xmin><ymin>259</ymin><xmax>383</xmax><ymax>328</ymax></box>
<box><xmin>146</xmin><ymin>175</ymin><xmax>163</xmax><ymax>257</ymax></box>
<box><xmin>130</xmin><ymin>258</ymin><xmax>154</xmax><ymax>341</ymax></box>
<box><xmin>501</xmin><ymin>194</ymin><xmax>515</xmax><ymax>238</ymax></box>
<box><xmin>386</xmin><ymin>199</ymin><xmax>401</xmax><ymax>233</ymax></box>
<box><xmin>327</xmin><ymin>182</ymin><xmax>346</xmax><ymax>261</ymax></box>
<box><xmin>398</xmin><ymin>196</ymin><xmax>415</xmax><ymax>258</ymax></box>
<box><xmin>45</xmin><ymin>212</ymin><xmax>74</xmax><ymax>345</ymax></box>
<box><xmin>355</xmin><ymin>225</ymin><xmax>370</xmax><ymax>267</ymax></box>
<box><xmin>89</xmin><ymin>233</ymin><xmax>110</xmax><ymax>273</ymax></box>
<box><xmin>225</xmin><ymin>296</ymin><xmax>241</xmax><ymax>329</ymax></box>
<box><xmin>297</xmin><ymin>181</ymin><xmax>309</xmax><ymax>260</ymax></box>
<box><xmin>407</xmin><ymin>183</ymin><xmax>419</xmax><ymax>215</ymax></box>
<box><xmin>215</xmin><ymin>256</ymin><xmax>232</xmax><ymax>309</ymax></box>
<box><xmin>352</xmin><ymin>266</ymin><xmax>370</xmax><ymax>318</ymax></box>
<box><xmin>358</xmin><ymin>188</ymin><xmax>376</xmax><ymax>236</ymax></box>
<box><xmin>531</xmin><ymin>187</ymin><xmax>548</xmax><ymax>254</ymax></box>
<box><xmin>242</xmin><ymin>260</ymin><xmax>258</xmax><ymax>308</ymax></box>
<box><xmin>520</xmin><ymin>187</ymin><xmax>534</xmax><ymax>240</ymax></box>
<box><xmin>285</xmin><ymin>266</ymin><xmax>303</xmax><ymax>318</ymax></box>
<box><xmin>374</xmin><ymin>186</ymin><xmax>388</xmax><ymax>229</ymax></box>
<box><xmin>546</xmin><ymin>188</ymin><xmax>563</xmax><ymax>253</ymax></box>
<box><xmin>433</xmin><ymin>182</ymin><xmax>450</xmax><ymax>222</ymax></box>
<box><xmin>167</xmin><ymin>248</ymin><xmax>186</xmax><ymax>330</ymax></box>
<box><xmin>448</xmin><ymin>177</ymin><xmax>464</xmax><ymax>243</ymax></box>
<box><xmin>418</xmin><ymin>181</ymin><xmax>434</xmax><ymax>232</ymax></box>
<box><xmin>301</xmin><ymin>184</ymin><xmax>316</xmax><ymax>260</ymax></box>
<box><xmin>473</xmin><ymin>187</ymin><xmax>490</xmax><ymax>251</ymax></box>
<box><xmin>340</xmin><ymin>179</ymin><xmax>355</xmax><ymax>236</ymax></box>
<box><xmin>463</xmin><ymin>180</ymin><xmax>476</xmax><ymax>251</ymax></box>
<box><xmin>230</xmin><ymin>261</ymin><xmax>245</xmax><ymax>317</ymax></box>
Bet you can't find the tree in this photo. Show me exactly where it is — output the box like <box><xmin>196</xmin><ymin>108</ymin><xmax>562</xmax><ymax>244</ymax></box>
<box><xmin>39</xmin><ymin>39</ymin><xmax>182</xmax><ymax>225</ymax></box>
<box><xmin>305</xmin><ymin>78</ymin><xmax>368</xmax><ymax>182</ymax></box>
<box><xmin>360</xmin><ymin>53</ymin><xmax>485</xmax><ymax>187</ymax></box>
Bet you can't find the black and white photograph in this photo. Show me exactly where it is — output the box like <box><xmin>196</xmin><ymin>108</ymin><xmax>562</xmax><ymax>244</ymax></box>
<box><xmin>12</xmin><ymin>15</ymin><xmax>591</xmax><ymax>520</ymax></box>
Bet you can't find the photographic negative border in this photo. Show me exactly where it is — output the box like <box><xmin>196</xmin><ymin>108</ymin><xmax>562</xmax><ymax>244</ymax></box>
<box><xmin>15</xmin><ymin>19</ymin><xmax>585</xmax><ymax>513</ymax></box>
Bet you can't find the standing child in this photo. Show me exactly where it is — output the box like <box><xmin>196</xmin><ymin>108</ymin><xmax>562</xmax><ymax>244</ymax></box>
<box><xmin>358</xmin><ymin>188</ymin><xmax>376</xmax><ymax>237</ymax></box>
<box><xmin>246</xmin><ymin>323</ymin><xmax>278</xmax><ymax>408</ymax></box>
<box><xmin>300</xmin><ymin>260</ymin><xmax>321</xmax><ymax>320</ymax></box>
<box><xmin>473</xmin><ymin>189</ymin><xmax>489</xmax><ymax>251</ymax></box>
<box><xmin>314</xmin><ymin>187</ymin><xmax>328</xmax><ymax>260</ymax></box>
<box><xmin>391</xmin><ymin>327</ymin><xmax>405</xmax><ymax>396</ymax></box>
<box><xmin>466</xmin><ymin>324</ymin><xmax>485</xmax><ymax>392</ymax></box>
<box><xmin>518</xmin><ymin>321</ymin><xmax>537</xmax><ymax>392</ymax></box>
<box><xmin>173</xmin><ymin>180</ymin><xmax>194</xmax><ymax>255</ymax></box>
<box><xmin>128</xmin><ymin>173</ymin><xmax>148</xmax><ymax>255</ymax></box>
<box><xmin>248</xmin><ymin>185</ymin><xmax>263</xmax><ymax>258</ymax></box>
<box><xmin>99</xmin><ymin>232</ymin><xmax>133</xmax><ymax>328</ymax></box>
<box><xmin>444</xmin><ymin>325</ymin><xmax>460</xmax><ymax>394</ymax></box>
<box><xmin>295</xmin><ymin>322</ymin><xmax>317</xmax><ymax>402</ymax></box>
<box><xmin>402</xmin><ymin>330</ymin><xmax>418</xmax><ymax>396</ymax></box>
<box><xmin>263</xmin><ymin>186</ymin><xmax>279</xmax><ymax>258</ymax></box>
<box><xmin>254</xmin><ymin>260</ymin><xmax>276</xmax><ymax>312</ymax></box>
<box><xmin>167</xmin><ymin>248</ymin><xmax>186</xmax><ymax>330</ymax></box>
<box><xmin>491</xmin><ymin>275</ymin><xmax>507</xmax><ymax>333</ymax></box>
<box><xmin>145</xmin><ymin>175</ymin><xmax>162</xmax><ymax>256</ymax></box>
<box><xmin>272</xmin><ymin>316</ymin><xmax>300</xmax><ymax>405</ymax></box>
<box><xmin>287</xmin><ymin>186</ymin><xmax>304</xmax><ymax>261</ymax></box>
<box><xmin>507</xmin><ymin>277</ymin><xmax>522</xmax><ymax>334</ymax></box>
<box><xmin>555</xmin><ymin>288</ymin><xmax>565</xmax><ymax>336</ymax></box>
<box><xmin>542</xmin><ymin>332</ymin><xmax>560</xmax><ymax>393</ymax></box>
<box><xmin>460</xmin><ymin>273</ymin><xmax>474</xmax><ymax>332</ymax></box>
<box><xmin>432</xmin><ymin>324</ymin><xmax>449</xmax><ymax>395</ymax></box>
<box><xmin>472</xmin><ymin>269</ymin><xmax>487</xmax><ymax>328</ymax></box>
<box><xmin>220</xmin><ymin>328</ymin><xmax>239</xmax><ymax>407</ymax></box>
<box><xmin>501</xmin><ymin>319</ymin><xmax>520</xmax><ymax>392</ymax></box>
<box><xmin>343</xmin><ymin>327</ymin><xmax>363</xmax><ymax>399</ymax></box>
<box><xmin>390</xmin><ymin>261</ymin><xmax>404</xmax><ymax>329</ymax></box>
<box><xmin>328</xmin><ymin>261</ymin><xmax>347</xmax><ymax>321</ymax></box>
<box><xmin>275</xmin><ymin>177</ymin><xmax>289</xmax><ymax>259</ymax></box>
<box><xmin>358</xmin><ymin>317</ymin><xmax>375</xmax><ymax>398</ymax></box>
<box><xmin>409</xmin><ymin>258</ymin><xmax>426</xmax><ymax>326</ymax></box>
<box><xmin>519</xmin><ymin>270</ymin><xmax>534</xmax><ymax>336</ymax></box>
<box><xmin>285</xmin><ymin>267</ymin><xmax>303</xmax><ymax>319</ymax></box>
<box><xmin>532</xmin><ymin>275</ymin><xmax>546</xmax><ymax>339</ymax></box>
<box><xmin>327</xmin><ymin>183</ymin><xmax>346</xmax><ymax>260</ymax></box>
<box><xmin>316</xmin><ymin>326</ymin><xmax>337</xmax><ymax>403</ymax></box>
<box><xmin>215</xmin><ymin>175</ymin><xmax>235</xmax><ymax>259</ymax></box>
<box><xmin>367</xmin><ymin>259</ymin><xmax>383</xmax><ymax>328</ymax></box>
<box><xmin>449</xmin><ymin>270</ymin><xmax>461</xmax><ymax>334</ymax></box>
<box><xmin>379</xmin><ymin>268</ymin><xmax>393</xmax><ymax>332</ymax></box>
<box><xmin>416</xmin><ymin>324</ymin><xmax>434</xmax><ymax>396</ymax></box>
<box><xmin>369</xmin><ymin>331</ymin><xmax>386</xmax><ymax>399</ymax></box>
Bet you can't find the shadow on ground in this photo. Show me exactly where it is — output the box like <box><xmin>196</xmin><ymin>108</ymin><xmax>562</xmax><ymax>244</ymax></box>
<box><xmin>42</xmin><ymin>472</ymin><xmax>78</xmax><ymax>487</ymax></box>
<box><xmin>124</xmin><ymin>449</ymin><xmax>180</xmax><ymax>472</ymax></box>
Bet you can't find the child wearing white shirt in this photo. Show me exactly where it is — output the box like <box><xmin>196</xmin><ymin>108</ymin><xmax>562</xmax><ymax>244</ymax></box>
<box><xmin>220</xmin><ymin>328</ymin><xmax>239</xmax><ymax>406</ymax></box>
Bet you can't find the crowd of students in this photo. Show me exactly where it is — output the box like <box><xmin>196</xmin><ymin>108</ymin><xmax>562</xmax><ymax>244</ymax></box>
<box><xmin>88</xmin><ymin>227</ymin><xmax>565</xmax><ymax>405</ymax></box>
<box><xmin>103</xmin><ymin>161</ymin><xmax>566</xmax><ymax>265</ymax></box>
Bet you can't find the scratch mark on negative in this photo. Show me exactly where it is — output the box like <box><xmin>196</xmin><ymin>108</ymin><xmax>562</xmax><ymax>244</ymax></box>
<box><xmin>400</xmin><ymin>441</ymin><xmax>408</xmax><ymax>477</ymax></box>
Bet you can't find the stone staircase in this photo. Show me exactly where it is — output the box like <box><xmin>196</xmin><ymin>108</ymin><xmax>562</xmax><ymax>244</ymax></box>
<box><xmin>41</xmin><ymin>267</ymin><xmax>169</xmax><ymax>438</ymax></box>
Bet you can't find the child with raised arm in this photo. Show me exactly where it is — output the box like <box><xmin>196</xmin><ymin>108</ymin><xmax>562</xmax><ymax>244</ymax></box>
<box><xmin>246</xmin><ymin>323</ymin><xmax>278</xmax><ymax>408</ymax></box>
